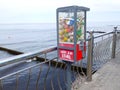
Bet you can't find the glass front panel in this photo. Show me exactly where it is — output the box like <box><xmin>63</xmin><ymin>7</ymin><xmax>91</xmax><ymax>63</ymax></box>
<box><xmin>58</xmin><ymin>12</ymin><xmax>74</xmax><ymax>44</ymax></box>
<box><xmin>77</xmin><ymin>11</ymin><xmax>85</xmax><ymax>43</ymax></box>
<box><xmin>58</xmin><ymin>11</ymin><xmax>85</xmax><ymax>44</ymax></box>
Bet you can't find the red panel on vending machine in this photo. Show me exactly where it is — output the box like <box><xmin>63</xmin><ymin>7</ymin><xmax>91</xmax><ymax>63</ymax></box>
<box><xmin>59</xmin><ymin>43</ymin><xmax>84</xmax><ymax>62</ymax></box>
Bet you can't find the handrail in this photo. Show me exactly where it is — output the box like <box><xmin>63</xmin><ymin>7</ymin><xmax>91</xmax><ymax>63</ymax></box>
<box><xmin>0</xmin><ymin>57</ymin><xmax>57</xmax><ymax>79</ymax></box>
<box><xmin>0</xmin><ymin>46</ymin><xmax>57</xmax><ymax>67</ymax></box>
<box><xmin>93</xmin><ymin>30</ymin><xmax>120</xmax><ymax>39</ymax></box>
<box><xmin>94</xmin><ymin>32</ymin><xmax>113</xmax><ymax>39</ymax></box>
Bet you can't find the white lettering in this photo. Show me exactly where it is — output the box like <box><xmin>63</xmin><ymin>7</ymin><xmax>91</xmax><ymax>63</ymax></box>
<box><xmin>61</xmin><ymin>50</ymin><xmax>66</xmax><ymax>53</ymax></box>
<box><xmin>67</xmin><ymin>51</ymin><xmax>73</xmax><ymax>55</ymax></box>
<box><xmin>62</xmin><ymin>54</ymin><xmax>71</xmax><ymax>59</ymax></box>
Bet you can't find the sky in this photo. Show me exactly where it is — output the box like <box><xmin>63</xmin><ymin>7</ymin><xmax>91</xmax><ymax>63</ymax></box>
<box><xmin>0</xmin><ymin>0</ymin><xmax>120</xmax><ymax>25</ymax></box>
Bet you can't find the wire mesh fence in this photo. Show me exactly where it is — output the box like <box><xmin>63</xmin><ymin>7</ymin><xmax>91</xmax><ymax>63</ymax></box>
<box><xmin>90</xmin><ymin>30</ymin><xmax>120</xmax><ymax>72</ymax></box>
<box><xmin>116</xmin><ymin>32</ymin><xmax>120</xmax><ymax>54</ymax></box>
<box><xmin>92</xmin><ymin>32</ymin><xmax>113</xmax><ymax>71</ymax></box>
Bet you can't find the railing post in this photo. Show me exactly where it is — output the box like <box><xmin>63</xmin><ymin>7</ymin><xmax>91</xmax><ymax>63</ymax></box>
<box><xmin>0</xmin><ymin>80</ymin><xmax>3</xmax><ymax>90</ymax></box>
<box><xmin>87</xmin><ymin>32</ymin><xmax>94</xmax><ymax>81</ymax></box>
<box><xmin>111</xmin><ymin>27</ymin><xmax>117</xmax><ymax>58</ymax></box>
<box><xmin>66</xmin><ymin>62</ymin><xmax>72</xmax><ymax>90</ymax></box>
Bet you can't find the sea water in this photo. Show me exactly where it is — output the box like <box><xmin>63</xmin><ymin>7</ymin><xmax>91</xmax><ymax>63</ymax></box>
<box><xmin>0</xmin><ymin>23</ymin><xmax>57</xmax><ymax>53</ymax></box>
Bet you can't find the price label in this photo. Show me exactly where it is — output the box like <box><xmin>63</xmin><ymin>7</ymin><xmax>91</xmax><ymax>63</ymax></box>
<box><xmin>59</xmin><ymin>49</ymin><xmax>74</xmax><ymax>62</ymax></box>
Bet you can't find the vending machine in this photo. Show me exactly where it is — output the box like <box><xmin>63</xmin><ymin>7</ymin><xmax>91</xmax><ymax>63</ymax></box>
<box><xmin>57</xmin><ymin>6</ymin><xmax>90</xmax><ymax>62</ymax></box>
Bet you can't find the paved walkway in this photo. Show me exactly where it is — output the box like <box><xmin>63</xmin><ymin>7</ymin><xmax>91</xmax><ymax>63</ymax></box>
<box><xmin>79</xmin><ymin>52</ymin><xmax>120</xmax><ymax>90</ymax></box>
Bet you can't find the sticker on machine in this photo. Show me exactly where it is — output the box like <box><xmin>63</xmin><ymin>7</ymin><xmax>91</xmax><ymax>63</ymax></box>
<box><xmin>59</xmin><ymin>49</ymin><xmax>74</xmax><ymax>62</ymax></box>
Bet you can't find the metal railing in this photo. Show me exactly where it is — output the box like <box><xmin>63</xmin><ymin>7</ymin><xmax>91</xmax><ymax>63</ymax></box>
<box><xmin>0</xmin><ymin>46</ymin><xmax>86</xmax><ymax>90</ymax></box>
<box><xmin>93</xmin><ymin>32</ymin><xmax>113</xmax><ymax>70</ymax></box>
<box><xmin>0</xmin><ymin>47</ymin><xmax>60</xmax><ymax>90</ymax></box>
<box><xmin>0</xmin><ymin>47</ymin><xmax>57</xmax><ymax>67</ymax></box>
<box><xmin>0</xmin><ymin>28</ymin><xmax>120</xmax><ymax>90</ymax></box>
<box><xmin>86</xmin><ymin>27</ymin><xmax>120</xmax><ymax>81</ymax></box>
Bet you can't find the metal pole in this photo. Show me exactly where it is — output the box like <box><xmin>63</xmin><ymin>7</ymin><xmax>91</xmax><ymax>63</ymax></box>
<box><xmin>87</xmin><ymin>32</ymin><xmax>94</xmax><ymax>81</ymax></box>
<box><xmin>66</xmin><ymin>62</ymin><xmax>72</xmax><ymax>90</ymax></box>
<box><xmin>0</xmin><ymin>80</ymin><xmax>3</xmax><ymax>90</ymax></box>
<box><xmin>111</xmin><ymin>27</ymin><xmax>117</xmax><ymax>58</ymax></box>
